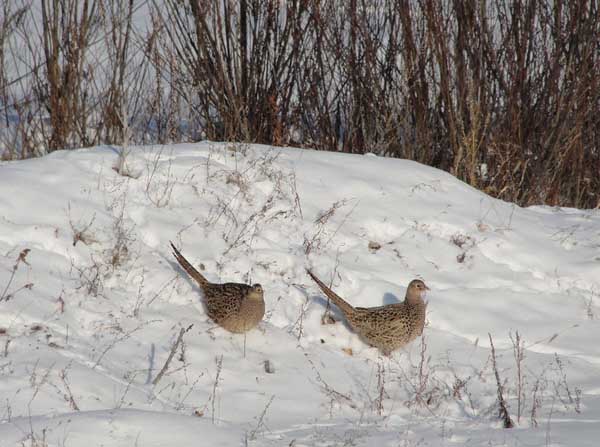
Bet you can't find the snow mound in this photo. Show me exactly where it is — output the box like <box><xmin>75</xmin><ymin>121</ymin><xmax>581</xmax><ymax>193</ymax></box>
<box><xmin>1</xmin><ymin>142</ymin><xmax>599</xmax><ymax>446</ymax></box>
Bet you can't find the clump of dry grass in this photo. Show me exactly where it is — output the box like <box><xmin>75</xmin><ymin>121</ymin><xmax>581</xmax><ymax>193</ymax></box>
<box><xmin>2</xmin><ymin>1</ymin><xmax>598</xmax><ymax>208</ymax></box>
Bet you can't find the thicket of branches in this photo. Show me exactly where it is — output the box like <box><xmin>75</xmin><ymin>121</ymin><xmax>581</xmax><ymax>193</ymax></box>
<box><xmin>1</xmin><ymin>0</ymin><xmax>599</xmax><ymax>208</ymax></box>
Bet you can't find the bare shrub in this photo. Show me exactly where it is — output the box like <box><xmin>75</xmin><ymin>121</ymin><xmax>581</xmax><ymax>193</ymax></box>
<box><xmin>96</xmin><ymin>0</ymin><xmax>136</xmax><ymax>145</ymax></box>
<box><xmin>374</xmin><ymin>361</ymin><xmax>387</xmax><ymax>416</ymax></box>
<box><xmin>288</xmin><ymin>292</ymin><xmax>310</xmax><ymax>341</ymax></box>
<box><xmin>305</xmin><ymin>353</ymin><xmax>356</xmax><ymax>418</ymax></box>
<box><xmin>57</xmin><ymin>363</ymin><xmax>80</xmax><ymax>411</ymax></box>
<box><xmin>200</xmin><ymin>147</ymin><xmax>303</xmax><ymax>255</ymax></box>
<box><xmin>396</xmin><ymin>333</ymin><xmax>444</xmax><ymax>411</ymax></box>
<box><xmin>552</xmin><ymin>354</ymin><xmax>581</xmax><ymax>414</ymax></box>
<box><xmin>583</xmin><ymin>288</ymin><xmax>597</xmax><ymax>320</ymax></box>
<box><xmin>154</xmin><ymin>1</ymin><xmax>310</xmax><ymax>145</ymax></box>
<box><xmin>70</xmin><ymin>254</ymin><xmax>105</xmax><ymax>297</ymax></box>
<box><xmin>67</xmin><ymin>203</ymin><xmax>97</xmax><ymax>247</ymax></box>
<box><xmin>2</xmin><ymin>1</ymin><xmax>598</xmax><ymax>207</ymax></box>
<box><xmin>36</xmin><ymin>0</ymin><xmax>101</xmax><ymax>150</ymax></box>
<box><xmin>246</xmin><ymin>395</ymin><xmax>275</xmax><ymax>442</ymax></box>
<box><xmin>1</xmin><ymin>248</ymin><xmax>33</xmax><ymax>302</ymax></box>
<box><xmin>510</xmin><ymin>331</ymin><xmax>526</xmax><ymax>424</ymax></box>
<box><xmin>210</xmin><ymin>354</ymin><xmax>224</xmax><ymax>425</ymax></box>
<box><xmin>488</xmin><ymin>333</ymin><xmax>514</xmax><ymax>428</ymax></box>
<box><xmin>152</xmin><ymin>325</ymin><xmax>193</xmax><ymax>386</ymax></box>
<box><xmin>144</xmin><ymin>146</ymin><xmax>176</xmax><ymax>208</ymax></box>
<box><xmin>105</xmin><ymin>193</ymin><xmax>136</xmax><ymax>269</ymax></box>
<box><xmin>92</xmin><ymin>319</ymin><xmax>156</xmax><ymax>369</ymax></box>
<box><xmin>0</xmin><ymin>3</ymin><xmax>28</xmax><ymax>159</ymax></box>
<box><xmin>303</xmin><ymin>199</ymin><xmax>354</xmax><ymax>255</ymax></box>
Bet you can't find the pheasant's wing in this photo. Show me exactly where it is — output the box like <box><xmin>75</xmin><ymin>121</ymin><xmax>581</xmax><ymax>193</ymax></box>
<box><xmin>203</xmin><ymin>283</ymin><xmax>248</xmax><ymax>322</ymax></box>
<box><xmin>353</xmin><ymin>304</ymin><xmax>406</xmax><ymax>332</ymax></box>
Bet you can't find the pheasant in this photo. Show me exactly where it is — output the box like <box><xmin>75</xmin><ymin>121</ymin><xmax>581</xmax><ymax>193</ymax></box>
<box><xmin>306</xmin><ymin>269</ymin><xmax>428</xmax><ymax>355</ymax></box>
<box><xmin>171</xmin><ymin>242</ymin><xmax>265</xmax><ymax>333</ymax></box>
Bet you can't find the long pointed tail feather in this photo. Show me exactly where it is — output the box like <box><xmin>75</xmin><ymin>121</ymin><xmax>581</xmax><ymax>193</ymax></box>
<box><xmin>170</xmin><ymin>242</ymin><xmax>209</xmax><ymax>287</ymax></box>
<box><xmin>306</xmin><ymin>268</ymin><xmax>355</xmax><ymax>316</ymax></box>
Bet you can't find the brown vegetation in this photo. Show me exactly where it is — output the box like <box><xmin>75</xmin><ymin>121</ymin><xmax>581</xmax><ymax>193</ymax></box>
<box><xmin>1</xmin><ymin>0</ymin><xmax>599</xmax><ymax>208</ymax></box>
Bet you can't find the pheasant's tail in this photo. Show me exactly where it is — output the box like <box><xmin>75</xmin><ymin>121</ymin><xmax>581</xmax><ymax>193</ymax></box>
<box><xmin>306</xmin><ymin>268</ymin><xmax>355</xmax><ymax>316</ymax></box>
<box><xmin>170</xmin><ymin>242</ymin><xmax>209</xmax><ymax>287</ymax></box>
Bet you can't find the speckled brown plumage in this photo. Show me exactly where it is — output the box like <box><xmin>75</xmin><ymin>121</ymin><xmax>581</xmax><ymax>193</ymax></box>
<box><xmin>171</xmin><ymin>242</ymin><xmax>265</xmax><ymax>333</ymax></box>
<box><xmin>306</xmin><ymin>269</ymin><xmax>428</xmax><ymax>355</ymax></box>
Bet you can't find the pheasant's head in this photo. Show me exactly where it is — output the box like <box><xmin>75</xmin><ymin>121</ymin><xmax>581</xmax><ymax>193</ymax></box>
<box><xmin>405</xmin><ymin>279</ymin><xmax>429</xmax><ymax>304</ymax></box>
<box><xmin>248</xmin><ymin>283</ymin><xmax>264</xmax><ymax>300</ymax></box>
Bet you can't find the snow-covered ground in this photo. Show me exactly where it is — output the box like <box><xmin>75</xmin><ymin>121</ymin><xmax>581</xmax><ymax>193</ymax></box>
<box><xmin>0</xmin><ymin>142</ymin><xmax>599</xmax><ymax>446</ymax></box>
